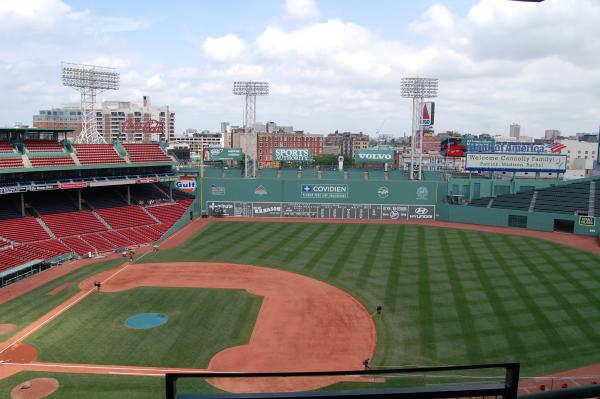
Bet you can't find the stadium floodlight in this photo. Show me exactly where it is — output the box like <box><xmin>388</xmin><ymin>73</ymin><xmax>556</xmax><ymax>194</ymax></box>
<box><xmin>62</xmin><ymin>62</ymin><xmax>120</xmax><ymax>144</ymax></box>
<box><xmin>401</xmin><ymin>77</ymin><xmax>439</xmax><ymax>180</ymax></box>
<box><xmin>233</xmin><ymin>81</ymin><xmax>270</xmax><ymax>178</ymax></box>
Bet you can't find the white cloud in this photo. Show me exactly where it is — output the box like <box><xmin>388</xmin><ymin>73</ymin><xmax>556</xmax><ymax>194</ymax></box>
<box><xmin>203</xmin><ymin>34</ymin><xmax>246</xmax><ymax>62</ymax></box>
<box><xmin>146</xmin><ymin>74</ymin><xmax>163</xmax><ymax>89</ymax></box>
<box><xmin>283</xmin><ymin>0</ymin><xmax>319</xmax><ymax>20</ymax></box>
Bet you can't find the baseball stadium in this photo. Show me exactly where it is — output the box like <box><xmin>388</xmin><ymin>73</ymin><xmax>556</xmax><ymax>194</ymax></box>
<box><xmin>0</xmin><ymin>124</ymin><xmax>599</xmax><ymax>399</ymax></box>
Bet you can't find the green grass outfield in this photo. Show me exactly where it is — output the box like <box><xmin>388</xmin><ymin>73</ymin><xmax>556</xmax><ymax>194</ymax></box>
<box><xmin>0</xmin><ymin>258</ymin><xmax>124</xmax><ymax>341</ymax></box>
<box><xmin>26</xmin><ymin>287</ymin><xmax>262</xmax><ymax>368</ymax></box>
<box><xmin>3</xmin><ymin>221</ymin><xmax>600</xmax><ymax>398</ymax></box>
<box><xmin>141</xmin><ymin>221</ymin><xmax>600</xmax><ymax>376</ymax></box>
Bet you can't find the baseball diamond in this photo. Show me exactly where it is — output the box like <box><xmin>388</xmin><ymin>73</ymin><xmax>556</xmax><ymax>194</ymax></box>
<box><xmin>1</xmin><ymin>216</ymin><xmax>600</xmax><ymax>398</ymax></box>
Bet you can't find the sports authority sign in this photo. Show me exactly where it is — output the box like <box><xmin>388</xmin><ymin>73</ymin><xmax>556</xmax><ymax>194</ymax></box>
<box><xmin>355</xmin><ymin>149</ymin><xmax>395</xmax><ymax>164</ymax></box>
<box><xmin>465</xmin><ymin>153</ymin><xmax>567</xmax><ymax>173</ymax></box>
<box><xmin>273</xmin><ymin>148</ymin><xmax>313</xmax><ymax>162</ymax></box>
<box><xmin>301</xmin><ymin>184</ymin><xmax>348</xmax><ymax>199</ymax></box>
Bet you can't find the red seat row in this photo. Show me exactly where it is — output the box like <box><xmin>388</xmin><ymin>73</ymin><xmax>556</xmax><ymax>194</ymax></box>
<box><xmin>0</xmin><ymin>216</ymin><xmax>51</xmax><ymax>242</ymax></box>
<box><xmin>0</xmin><ymin>142</ymin><xmax>14</xmax><ymax>153</ymax></box>
<box><xmin>41</xmin><ymin>211</ymin><xmax>107</xmax><ymax>238</ymax></box>
<box><xmin>74</xmin><ymin>144</ymin><xmax>126</xmax><ymax>165</ymax></box>
<box><xmin>24</xmin><ymin>140</ymin><xmax>64</xmax><ymax>152</ymax></box>
<box><xmin>95</xmin><ymin>205</ymin><xmax>156</xmax><ymax>229</ymax></box>
<box><xmin>29</xmin><ymin>157</ymin><xmax>75</xmax><ymax>167</ymax></box>
<box><xmin>0</xmin><ymin>158</ymin><xmax>23</xmax><ymax>169</ymax></box>
<box><xmin>123</xmin><ymin>144</ymin><xmax>172</xmax><ymax>163</ymax></box>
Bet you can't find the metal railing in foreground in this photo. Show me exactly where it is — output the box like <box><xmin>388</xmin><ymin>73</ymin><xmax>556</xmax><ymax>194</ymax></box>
<box><xmin>166</xmin><ymin>363</ymin><xmax>520</xmax><ymax>399</ymax></box>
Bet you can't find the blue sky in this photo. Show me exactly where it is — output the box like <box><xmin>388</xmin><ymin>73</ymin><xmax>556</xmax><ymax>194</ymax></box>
<box><xmin>1</xmin><ymin>0</ymin><xmax>599</xmax><ymax>137</ymax></box>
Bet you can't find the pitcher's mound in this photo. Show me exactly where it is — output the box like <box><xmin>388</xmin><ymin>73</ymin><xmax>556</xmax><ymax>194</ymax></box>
<box><xmin>0</xmin><ymin>323</ymin><xmax>16</xmax><ymax>335</ymax></box>
<box><xmin>10</xmin><ymin>378</ymin><xmax>59</xmax><ymax>399</ymax></box>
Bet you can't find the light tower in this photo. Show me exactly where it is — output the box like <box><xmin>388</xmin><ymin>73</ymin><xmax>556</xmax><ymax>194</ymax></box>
<box><xmin>233</xmin><ymin>81</ymin><xmax>269</xmax><ymax>178</ymax></box>
<box><xmin>62</xmin><ymin>62</ymin><xmax>120</xmax><ymax>144</ymax></box>
<box><xmin>401</xmin><ymin>77</ymin><xmax>438</xmax><ymax>180</ymax></box>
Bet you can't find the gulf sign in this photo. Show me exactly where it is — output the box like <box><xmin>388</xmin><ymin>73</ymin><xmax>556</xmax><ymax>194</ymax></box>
<box><xmin>175</xmin><ymin>177</ymin><xmax>197</xmax><ymax>193</ymax></box>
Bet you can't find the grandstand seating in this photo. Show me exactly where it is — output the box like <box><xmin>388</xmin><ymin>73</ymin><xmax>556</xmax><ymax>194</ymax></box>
<box><xmin>146</xmin><ymin>203</ymin><xmax>188</xmax><ymax>225</ymax></box>
<box><xmin>29</xmin><ymin>156</ymin><xmax>75</xmax><ymax>167</ymax></box>
<box><xmin>0</xmin><ymin>142</ymin><xmax>14</xmax><ymax>153</ymax></box>
<box><xmin>80</xmin><ymin>233</ymin><xmax>117</xmax><ymax>252</ymax></box>
<box><xmin>0</xmin><ymin>184</ymin><xmax>193</xmax><ymax>271</ymax></box>
<box><xmin>133</xmin><ymin>225</ymin><xmax>163</xmax><ymax>241</ymax></box>
<box><xmin>41</xmin><ymin>210</ymin><xmax>107</xmax><ymax>237</ymax></box>
<box><xmin>61</xmin><ymin>236</ymin><xmax>95</xmax><ymax>256</ymax></box>
<box><xmin>74</xmin><ymin>144</ymin><xmax>126</xmax><ymax>165</ymax></box>
<box><xmin>0</xmin><ymin>157</ymin><xmax>24</xmax><ymax>169</ymax></box>
<box><xmin>24</xmin><ymin>140</ymin><xmax>64</xmax><ymax>152</ymax></box>
<box><xmin>123</xmin><ymin>144</ymin><xmax>173</xmax><ymax>163</ymax></box>
<box><xmin>0</xmin><ymin>217</ymin><xmax>51</xmax><ymax>242</ymax></box>
<box><xmin>98</xmin><ymin>230</ymin><xmax>136</xmax><ymax>248</ymax></box>
<box><xmin>95</xmin><ymin>205</ymin><xmax>156</xmax><ymax>229</ymax></box>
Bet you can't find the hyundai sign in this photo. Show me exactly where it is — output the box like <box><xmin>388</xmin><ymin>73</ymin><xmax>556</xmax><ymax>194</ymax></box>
<box><xmin>465</xmin><ymin>153</ymin><xmax>567</xmax><ymax>173</ymax></box>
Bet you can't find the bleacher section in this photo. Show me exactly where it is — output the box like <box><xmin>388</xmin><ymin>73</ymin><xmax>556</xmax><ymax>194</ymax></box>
<box><xmin>29</xmin><ymin>156</ymin><xmax>76</xmax><ymax>167</ymax></box>
<box><xmin>491</xmin><ymin>191</ymin><xmax>534</xmax><ymax>211</ymax></box>
<box><xmin>123</xmin><ymin>144</ymin><xmax>172</xmax><ymax>163</ymax></box>
<box><xmin>24</xmin><ymin>140</ymin><xmax>64</xmax><ymax>152</ymax></box>
<box><xmin>467</xmin><ymin>179</ymin><xmax>597</xmax><ymax>216</ymax></box>
<box><xmin>468</xmin><ymin>197</ymin><xmax>492</xmax><ymax>207</ymax></box>
<box><xmin>0</xmin><ymin>157</ymin><xmax>24</xmax><ymax>169</ymax></box>
<box><xmin>533</xmin><ymin>181</ymin><xmax>590</xmax><ymax>215</ymax></box>
<box><xmin>0</xmin><ymin>142</ymin><xmax>14</xmax><ymax>153</ymax></box>
<box><xmin>74</xmin><ymin>144</ymin><xmax>126</xmax><ymax>165</ymax></box>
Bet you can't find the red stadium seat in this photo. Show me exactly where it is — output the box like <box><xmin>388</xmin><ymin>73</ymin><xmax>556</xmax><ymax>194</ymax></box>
<box><xmin>122</xmin><ymin>144</ymin><xmax>172</xmax><ymax>163</ymax></box>
<box><xmin>74</xmin><ymin>144</ymin><xmax>126</xmax><ymax>165</ymax></box>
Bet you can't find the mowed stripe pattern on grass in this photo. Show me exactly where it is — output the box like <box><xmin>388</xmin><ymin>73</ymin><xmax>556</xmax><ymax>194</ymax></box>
<box><xmin>142</xmin><ymin>221</ymin><xmax>600</xmax><ymax>375</ymax></box>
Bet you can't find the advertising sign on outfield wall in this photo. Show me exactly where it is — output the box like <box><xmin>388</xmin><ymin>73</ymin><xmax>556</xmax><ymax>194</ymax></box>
<box><xmin>207</xmin><ymin>201</ymin><xmax>435</xmax><ymax>220</ymax></box>
<box><xmin>204</xmin><ymin>148</ymin><xmax>243</xmax><ymax>161</ymax></box>
<box><xmin>465</xmin><ymin>153</ymin><xmax>567</xmax><ymax>173</ymax></box>
<box><xmin>273</xmin><ymin>148</ymin><xmax>313</xmax><ymax>162</ymax></box>
<box><xmin>175</xmin><ymin>176</ymin><xmax>197</xmax><ymax>193</ymax></box>
<box><xmin>355</xmin><ymin>149</ymin><xmax>395</xmax><ymax>163</ymax></box>
<box><xmin>301</xmin><ymin>184</ymin><xmax>348</xmax><ymax>199</ymax></box>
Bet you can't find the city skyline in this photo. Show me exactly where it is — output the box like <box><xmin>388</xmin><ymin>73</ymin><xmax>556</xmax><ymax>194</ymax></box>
<box><xmin>1</xmin><ymin>0</ymin><xmax>599</xmax><ymax>137</ymax></box>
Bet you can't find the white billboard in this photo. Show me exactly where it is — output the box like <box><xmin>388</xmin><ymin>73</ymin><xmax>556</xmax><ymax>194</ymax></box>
<box><xmin>465</xmin><ymin>153</ymin><xmax>567</xmax><ymax>173</ymax></box>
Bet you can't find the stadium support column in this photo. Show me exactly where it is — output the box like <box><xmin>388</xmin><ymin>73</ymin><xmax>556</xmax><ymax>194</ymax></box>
<box><xmin>20</xmin><ymin>193</ymin><xmax>25</xmax><ymax>217</ymax></box>
<box><xmin>127</xmin><ymin>185</ymin><xmax>131</xmax><ymax>205</ymax></box>
<box><xmin>78</xmin><ymin>189</ymin><xmax>82</xmax><ymax>210</ymax></box>
<box><xmin>169</xmin><ymin>183</ymin><xmax>173</xmax><ymax>201</ymax></box>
